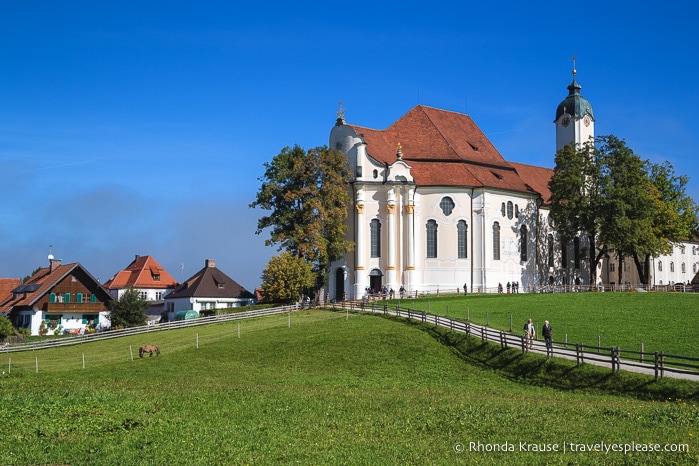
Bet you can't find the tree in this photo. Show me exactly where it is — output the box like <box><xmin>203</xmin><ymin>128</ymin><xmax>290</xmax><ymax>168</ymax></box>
<box><xmin>549</xmin><ymin>138</ymin><xmax>606</xmax><ymax>285</ymax></box>
<box><xmin>550</xmin><ymin>135</ymin><xmax>699</xmax><ymax>286</ymax></box>
<box><xmin>107</xmin><ymin>287</ymin><xmax>148</xmax><ymax>328</ymax></box>
<box><xmin>595</xmin><ymin>135</ymin><xmax>657</xmax><ymax>284</ymax></box>
<box><xmin>250</xmin><ymin>145</ymin><xmax>353</xmax><ymax>294</ymax></box>
<box><xmin>260</xmin><ymin>252</ymin><xmax>316</xmax><ymax>303</ymax></box>
<box><xmin>0</xmin><ymin>316</ymin><xmax>16</xmax><ymax>340</ymax></box>
<box><xmin>630</xmin><ymin>161</ymin><xmax>699</xmax><ymax>283</ymax></box>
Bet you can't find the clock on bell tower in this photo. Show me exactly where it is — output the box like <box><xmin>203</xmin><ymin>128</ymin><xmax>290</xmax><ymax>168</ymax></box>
<box><xmin>555</xmin><ymin>58</ymin><xmax>594</xmax><ymax>152</ymax></box>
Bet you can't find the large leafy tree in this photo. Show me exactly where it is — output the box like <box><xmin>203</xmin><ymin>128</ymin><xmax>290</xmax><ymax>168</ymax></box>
<box><xmin>548</xmin><ymin>138</ymin><xmax>605</xmax><ymax>285</ymax></box>
<box><xmin>631</xmin><ymin>161</ymin><xmax>699</xmax><ymax>283</ymax></box>
<box><xmin>107</xmin><ymin>287</ymin><xmax>148</xmax><ymax>328</ymax></box>
<box><xmin>250</xmin><ymin>145</ymin><xmax>353</xmax><ymax>294</ymax></box>
<box><xmin>550</xmin><ymin>135</ymin><xmax>699</xmax><ymax>285</ymax></box>
<box><xmin>595</xmin><ymin>135</ymin><xmax>656</xmax><ymax>284</ymax></box>
<box><xmin>260</xmin><ymin>252</ymin><xmax>315</xmax><ymax>304</ymax></box>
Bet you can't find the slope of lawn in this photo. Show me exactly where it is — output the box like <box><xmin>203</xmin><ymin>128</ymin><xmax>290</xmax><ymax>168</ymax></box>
<box><xmin>379</xmin><ymin>292</ymin><xmax>699</xmax><ymax>357</ymax></box>
<box><xmin>0</xmin><ymin>309</ymin><xmax>697</xmax><ymax>465</ymax></box>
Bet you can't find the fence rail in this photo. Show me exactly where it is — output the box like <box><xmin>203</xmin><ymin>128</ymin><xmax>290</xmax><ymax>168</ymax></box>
<box><xmin>0</xmin><ymin>305</ymin><xmax>296</xmax><ymax>354</ymax></box>
<box><xmin>331</xmin><ymin>300</ymin><xmax>699</xmax><ymax>381</ymax></box>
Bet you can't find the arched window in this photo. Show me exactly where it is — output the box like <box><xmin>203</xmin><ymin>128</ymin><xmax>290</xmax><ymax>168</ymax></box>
<box><xmin>561</xmin><ymin>242</ymin><xmax>568</xmax><ymax>266</ymax></box>
<box><xmin>440</xmin><ymin>197</ymin><xmax>455</xmax><ymax>216</ymax></box>
<box><xmin>520</xmin><ymin>225</ymin><xmax>528</xmax><ymax>262</ymax></box>
<box><xmin>658</xmin><ymin>261</ymin><xmax>663</xmax><ymax>272</ymax></box>
<box><xmin>370</xmin><ymin>219</ymin><xmax>381</xmax><ymax>258</ymax></box>
<box><xmin>426</xmin><ymin>220</ymin><xmax>438</xmax><ymax>258</ymax></box>
<box><xmin>670</xmin><ymin>261</ymin><xmax>675</xmax><ymax>273</ymax></box>
<box><xmin>501</xmin><ymin>202</ymin><xmax>506</xmax><ymax>217</ymax></box>
<box><xmin>515</xmin><ymin>204</ymin><xmax>519</xmax><ymax>218</ymax></box>
<box><xmin>493</xmin><ymin>222</ymin><xmax>500</xmax><ymax>260</ymax></box>
<box><xmin>682</xmin><ymin>262</ymin><xmax>686</xmax><ymax>273</ymax></box>
<box><xmin>547</xmin><ymin>234</ymin><xmax>554</xmax><ymax>267</ymax></box>
<box><xmin>507</xmin><ymin>201</ymin><xmax>514</xmax><ymax>219</ymax></box>
<box><xmin>457</xmin><ymin>220</ymin><xmax>468</xmax><ymax>259</ymax></box>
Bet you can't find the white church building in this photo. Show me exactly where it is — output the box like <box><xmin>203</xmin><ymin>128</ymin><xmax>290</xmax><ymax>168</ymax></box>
<box><xmin>328</xmin><ymin>71</ymin><xmax>697</xmax><ymax>300</ymax></box>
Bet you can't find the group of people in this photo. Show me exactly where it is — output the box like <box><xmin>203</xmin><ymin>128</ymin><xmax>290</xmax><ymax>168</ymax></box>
<box><xmin>498</xmin><ymin>281</ymin><xmax>520</xmax><ymax>294</ymax></box>
<box><xmin>523</xmin><ymin>318</ymin><xmax>553</xmax><ymax>357</ymax></box>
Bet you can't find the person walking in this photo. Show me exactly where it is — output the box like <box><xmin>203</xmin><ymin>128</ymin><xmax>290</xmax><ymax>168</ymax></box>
<box><xmin>542</xmin><ymin>320</ymin><xmax>553</xmax><ymax>357</ymax></box>
<box><xmin>524</xmin><ymin>318</ymin><xmax>535</xmax><ymax>350</ymax></box>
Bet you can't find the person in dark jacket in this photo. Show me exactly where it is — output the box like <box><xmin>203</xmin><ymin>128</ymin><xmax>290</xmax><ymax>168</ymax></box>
<box><xmin>542</xmin><ymin>320</ymin><xmax>553</xmax><ymax>357</ymax></box>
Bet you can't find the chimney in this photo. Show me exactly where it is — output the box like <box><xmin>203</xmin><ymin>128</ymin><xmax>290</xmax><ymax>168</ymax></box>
<box><xmin>205</xmin><ymin>259</ymin><xmax>216</xmax><ymax>268</ymax></box>
<box><xmin>49</xmin><ymin>258</ymin><xmax>62</xmax><ymax>273</ymax></box>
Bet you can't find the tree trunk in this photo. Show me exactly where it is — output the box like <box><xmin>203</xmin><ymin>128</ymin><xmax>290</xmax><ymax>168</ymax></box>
<box><xmin>631</xmin><ymin>252</ymin><xmax>649</xmax><ymax>285</ymax></box>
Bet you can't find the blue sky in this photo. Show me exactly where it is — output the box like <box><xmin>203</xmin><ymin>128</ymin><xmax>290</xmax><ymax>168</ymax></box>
<box><xmin>1</xmin><ymin>1</ymin><xmax>697</xmax><ymax>291</ymax></box>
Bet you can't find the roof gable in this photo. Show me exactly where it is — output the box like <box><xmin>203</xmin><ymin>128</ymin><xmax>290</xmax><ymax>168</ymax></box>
<box><xmin>104</xmin><ymin>255</ymin><xmax>178</xmax><ymax>290</ymax></box>
<box><xmin>0</xmin><ymin>262</ymin><xmax>112</xmax><ymax>314</ymax></box>
<box><xmin>167</xmin><ymin>260</ymin><xmax>254</xmax><ymax>300</ymax></box>
<box><xmin>347</xmin><ymin>105</ymin><xmax>541</xmax><ymax>194</ymax></box>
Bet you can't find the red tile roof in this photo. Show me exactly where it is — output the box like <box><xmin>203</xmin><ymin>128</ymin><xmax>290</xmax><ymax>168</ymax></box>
<box><xmin>0</xmin><ymin>278</ymin><xmax>22</xmax><ymax>312</ymax></box>
<box><xmin>348</xmin><ymin>105</ymin><xmax>547</xmax><ymax>196</ymax></box>
<box><xmin>0</xmin><ymin>262</ymin><xmax>111</xmax><ymax>314</ymax></box>
<box><xmin>103</xmin><ymin>255</ymin><xmax>178</xmax><ymax>290</ymax></box>
<box><xmin>510</xmin><ymin>162</ymin><xmax>554</xmax><ymax>204</ymax></box>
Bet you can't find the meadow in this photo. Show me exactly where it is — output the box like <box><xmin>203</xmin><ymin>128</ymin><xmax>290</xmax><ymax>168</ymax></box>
<box><xmin>0</xmin><ymin>297</ymin><xmax>697</xmax><ymax>465</ymax></box>
<box><xmin>382</xmin><ymin>291</ymin><xmax>699</xmax><ymax>357</ymax></box>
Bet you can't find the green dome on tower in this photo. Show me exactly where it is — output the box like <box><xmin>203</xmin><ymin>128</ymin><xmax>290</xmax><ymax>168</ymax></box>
<box><xmin>555</xmin><ymin>78</ymin><xmax>594</xmax><ymax>122</ymax></box>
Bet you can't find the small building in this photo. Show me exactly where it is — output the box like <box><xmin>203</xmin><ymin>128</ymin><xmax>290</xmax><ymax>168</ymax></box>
<box><xmin>164</xmin><ymin>259</ymin><xmax>254</xmax><ymax>319</ymax></box>
<box><xmin>0</xmin><ymin>257</ymin><xmax>113</xmax><ymax>335</ymax></box>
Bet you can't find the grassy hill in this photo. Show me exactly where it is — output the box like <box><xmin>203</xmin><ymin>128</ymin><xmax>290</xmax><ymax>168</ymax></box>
<box><xmin>377</xmin><ymin>292</ymin><xmax>699</xmax><ymax>357</ymax></box>
<box><xmin>0</xmin><ymin>308</ymin><xmax>697</xmax><ymax>465</ymax></box>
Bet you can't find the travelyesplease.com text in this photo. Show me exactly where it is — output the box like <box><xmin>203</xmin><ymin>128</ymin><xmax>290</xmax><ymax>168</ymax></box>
<box><xmin>454</xmin><ymin>441</ymin><xmax>689</xmax><ymax>455</ymax></box>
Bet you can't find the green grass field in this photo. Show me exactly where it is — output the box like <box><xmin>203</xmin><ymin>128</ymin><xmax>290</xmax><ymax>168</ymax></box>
<box><xmin>379</xmin><ymin>292</ymin><xmax>699</xmax><ymax>357</ymax></box>
<box><xmin>0</xmin><ymin>298</ymin><xmax>698</xmax><ymax>465</ymax></box>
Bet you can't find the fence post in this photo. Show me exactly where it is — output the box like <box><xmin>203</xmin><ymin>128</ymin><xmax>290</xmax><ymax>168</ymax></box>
<box><xmin>610</xmin><ymin>347</ymin><xmax>616</xmax><ymax>373</ymax></box>
<box><xmin>481</xmin><ymin>326</ymin><xmax>485</xmax><ymax>342</ymax></box>
<box><xmin>654</xmin><ymin>351</ymin><xmax>659</xmax><ymax>381</ymax></box>
<box><xmin>509</xmin><ymin>314</ymin><xmax>512</xmax><ymax>332</ymax></box>
<box><xmin>465</xmin><ymin>322</ymin><xmax>470</xmax><ymax>337</ymax></box>
<box><xmin>598</xmin><ymin>336</ymin><xmax>601</xmax><ymax>353</ymax></box>
<box><xmin>521</xmin><ymin>335</ymin><xmax>526</xmax><ymax>354</ymax></box>
<box><xmin>659</xmin><ymin>351</ymin><xmax>665</xmax><ymax>379</ymax></box>
<box><xmin>640</xmin><ymin>342</ymin><xmax>644</xmax><ymax>363</ymax></box>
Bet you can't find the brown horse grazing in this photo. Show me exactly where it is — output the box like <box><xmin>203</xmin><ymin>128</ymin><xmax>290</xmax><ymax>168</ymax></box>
<box><xmin>139</xmin><ymin>345</ymin><xmax>160</xmax><ymax>358</ymax></box>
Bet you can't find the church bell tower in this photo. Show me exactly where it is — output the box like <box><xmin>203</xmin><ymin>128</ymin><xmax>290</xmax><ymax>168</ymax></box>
<box><xmin>555</xmin><ymin>59</ymin><xmax>594</xmax><ymax>151</ymax></box>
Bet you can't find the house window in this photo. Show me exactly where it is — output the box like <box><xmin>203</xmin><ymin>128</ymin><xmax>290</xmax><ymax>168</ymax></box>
<box><xmin>507</xmin><ymin>201</ymin><xmax>513</xmax><ymax>219</ymax></box>
<box><xmin>440</xmin><ymin>197</ymin><xmax>455</xmax><ymax>216</ymax></box>
<box><xmin>139</xmin><ymin>291</ymin><xmax>148</xmax><ymax>300</ymax></box>
<box><xmin>670</xmin><ymin>261</ymin><xmax>675</xmax><ymax>273</ymax></box>
<box><xmin>91</xmin><ymin>293</ymin><xmax>96</xmax><ymax>303</ymax></box>
<box><xmin>520</xmin><ymin>225</ymin><xmax>528</xmax><ymax>262</ymax></box>
<box><xmin>681</xmin><ymin>246</ymin><xmax>685</xmax><ymax>254</ymax></box>
<box><xmin>561</xmin><ymin>242</ymin><xmax>568</xmax><ymax>265</ymax></box>
<box><xmin>547</xmin><ymin>234</ymin><xmax>554</xmax><ymax>267</ymax></box>
<box><xmin>155</xmin><ymin>291</ymin><xmax>163</xmax><ymax>300</ymax></box>
<box><xmin>610</xmin><ymin>263</ymin><xmax>615</xmax><ymax>272</ymax></box>
<box><xmin>493</xmin><ymin>222</ymin><xmax>500</xmax><ymax>260</ymax></box>
<box><xmin>658</xmin><ymin>261</ymin><xmax>663</xmax><ymax>272</ymax></box>
<box><xmin>515</xmin><ymin>204</ymin><xmax>519</xmax><ymax>218</ymax></box>
<box><xmin>457</xmin><ymin>220</ymin><xmax>468</xmax><ymax>259</ymax></box>
<box><xmin>694</xmin><ymin>263</ymin><xmax>697</xmax><ymax>273</ymax></box>
<box><xmin>370</xmin><ymin>219</ymin><xmax>381</xmax><ymax>258</ymax></box>
<box><xmin>50</xmin><ymin>292</ymin><xmax>56</xmax><ymax>303</ymax></box>
<box><xmin>426</xmin><ymin>220</ymin><xmax>438</xmax><ymax>258</ymax></box>
<box><xmin>77</xmin><ymin>293</ymin><xmax>83</xmax><ymax>303</ymax></box>
<box><xmin>682</xmin><ymin>262</ymin><xmax>686</xmax><ymax>273</ymax></box>
<box><xmin>64</xmin><ymin>293</ymin><xmax>71</xmax><ymax>303</ymax></box>
<box><xmin>153</xmin><ymin>273</ymin><xmax>161</xmax><ymax>281</ymax></box>
<box><xmin>501</xmin><ymin>202</ymin><xmax>506</xmax><ymax>217</ymax></box>
<box><xmin>574</xmin><ymin>237</ymin><xmax>581</xmax><ymax>269</ymax></box>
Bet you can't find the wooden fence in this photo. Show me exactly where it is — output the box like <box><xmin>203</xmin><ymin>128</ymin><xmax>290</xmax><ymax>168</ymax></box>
<box><xmin>331</xmin><ymin>300</ymin><xmax>699</xmax><ymax>381</ymax></box>
<box><xmin>0</xmin><ymin>305</ymin><xmax>296</xmax><ymax>354</ymax></box>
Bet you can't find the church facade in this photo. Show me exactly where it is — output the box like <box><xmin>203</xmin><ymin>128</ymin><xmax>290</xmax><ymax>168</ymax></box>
<box><xmin>328</xmin><ymin>73</ymin><xmax>697</xmax><ymax>300</ymax></box>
